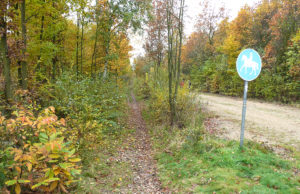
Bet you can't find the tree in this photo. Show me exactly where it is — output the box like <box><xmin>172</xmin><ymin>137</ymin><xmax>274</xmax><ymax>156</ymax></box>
<box><xmin>20</xmin><ymin>0</ymin><xmax>28</xmax><ymax>89</ymax></box>
<box><xmin>145</xmin><ymin>0</ymin><xmax>167</xmax><ymax>80</ymax></box>
<box><xmin>196</xmin><ymin>0</ymin><xmax>225</xmax><ymax>46</ymax></box>
<box><xmin>166</xmin><ymin>0</ymin><xmax>185</xmax><ymax>126</ymax></box>
<box><xmin>181</xmin><ymin>31</ymin><xmax>209</xmax><ymax>74</ymax></box>
<box><xmin>0</xmin><ymin>0</ymin><xmax>17</xmax><ymax>102</ymax></box>
<box><xmin>265</xmin><ymin>0</ymin><xmax>299</xmax><ymax>70</ymax></box>
<box><xmin>99</xmin><ymin>0</ymin><xmax>151</xmax><ymax>79</ymax></box>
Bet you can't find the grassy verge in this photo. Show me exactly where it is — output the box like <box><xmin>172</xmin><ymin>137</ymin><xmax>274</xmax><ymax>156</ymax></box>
<box><xmin>156</xmin><ymin>138</ymin><xmax>300</xmax><ymax>193</ymax></box>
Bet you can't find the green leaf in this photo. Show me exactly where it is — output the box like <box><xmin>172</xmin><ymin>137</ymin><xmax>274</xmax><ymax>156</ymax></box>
<box><xmin>5</xmin><ymin>179</ymin><xmax>17</xmax><ymax>186</ymax></box>
<box><xmin>39</xmin><ymin>132</ymin><xmax>48</xmax><ymax>139</ymax></box>
<box><xmin>32</xmin><ymin>182</ymin><xmax>45</xmax><ymax>189</ymax></box>
<box><xmin>70</xmin><ymin>169</ymin><xmax>81</xmax><ymax>176</ymax></box>
<box><xmin>50</xmin><ymin>133</ymin><xmax>57</xmax><ymax>141</ymax></box>
<box><xmin>39</xmin><ymin>133</ymin><xmax>48</xmax><ymax>143</ymax></box>
<box><xmin>59</xmin><ymin>163</ymin><xmax>73</xmax><ymax>169</ymax></box>
<box><xmin>45</xmin><ymin>168</ymin><xmax>50</xmax><ymax>178</ymax></box>
<box><xmin>68</xmin><ymin>149</ymin><xmax>75</xmax><ymax>156</ymax></box>
<box><xmin>18</xmin><ymin>180</ymin><xmax>30</xmax><ymax>183</ymax></box>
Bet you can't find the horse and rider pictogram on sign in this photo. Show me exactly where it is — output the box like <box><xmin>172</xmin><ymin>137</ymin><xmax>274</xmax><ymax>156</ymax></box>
<box><xmin>236</xmin><ymin>49</ymin><xmax>262</xmax><ymax>81</ymax></box>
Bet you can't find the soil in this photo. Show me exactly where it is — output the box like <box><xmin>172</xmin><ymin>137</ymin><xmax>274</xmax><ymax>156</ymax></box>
<box><xmin>115</xmin><ymin>93</ymin><xmax>167</xmax><ymax>193</ymax></box>
<box><xmin>199</xmin><ymin>93</ymin><xmax>300</xmax><ymax>152</ymax></box>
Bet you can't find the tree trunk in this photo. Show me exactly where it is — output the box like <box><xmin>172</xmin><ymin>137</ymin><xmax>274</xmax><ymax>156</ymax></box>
<box><xmin>103</xmin><ymin>37</ymin><xmax>111</xmax><ymax>79</ymax></box>
<box><xmin>103</xmin><ymin>10</ymin><xmax>113</xmax><ymax>79</ymax></box>
<box><xmin>174</xmin><ymin>0</ymin><xmax>185</xmax><ymax>101</ymax></box>
<box><xmin>76</xmin><ymin>11</ymin><xmax>80</xmax><ymax>79</ymax></box>
<box><xmin>18</xmin><ymin>61</ymin><xmax>22</xmax><ymax>86</ymax></box>
<box><xmin>0</xmin><ymin>15</ymin><xmax>12</xmax><ymax>102</ymax></box>
<box><xmin>36</xmin><ymin>14</ymin><xmax>44</xmax><ymax>72</ymax></box>
<box><xmin>80</xmin><ymin>15</ymin><xmax>84</xmax><ymax>74</ymax></box>
<box><xmin>166</xmin><ymin>0</ymin><xmax>185</xmax><ymax>126</ymax></box>
<box><xmin>91</xmin><ymin>1</ymin><xmax>100</xmax><ymax>78</ymax></box>
<box><xmin>15</xmin><ymin>3</ymin><xmax>23</xmax><ymax>87</ymax></box>
<box><xmin>20</xmin><ymin>0</ymin><xmax>28</xmax><ymax>89</ymax></box>
<box><xmin>52</xmin><ymin>56</ymin><xmax>57</xmax><ymax>81</ymax></box>
<box><xmin>167</xmin><ymin>0</ymin><xmax>174</xmax><ymax>126</ymax></box>
<box><xmin>52</xmin><ymin>35</ymin><xmax>56</xmax><ymax>81</ymax></box>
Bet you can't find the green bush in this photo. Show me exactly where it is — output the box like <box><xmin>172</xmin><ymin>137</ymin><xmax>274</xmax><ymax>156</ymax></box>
<box><xmin>136</xmin><ymin>70</ymin><xmax>202</xmax><ymax>128</ymax></box>
<box><xmin>39</xmin><ymin>73</ymin><xmax>127</xmax><ymax>149</ymax></box>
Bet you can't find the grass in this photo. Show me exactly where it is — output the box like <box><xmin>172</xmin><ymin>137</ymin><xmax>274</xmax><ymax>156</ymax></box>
<box><xmin>73</xmin><ymin>129</ymin><xmax>135</xmax><ymax>193</ymax></box>
<box><xmin>156</xmin><ymin>137</ymin><xmax>300</xmax><ymax>193</ymax></box>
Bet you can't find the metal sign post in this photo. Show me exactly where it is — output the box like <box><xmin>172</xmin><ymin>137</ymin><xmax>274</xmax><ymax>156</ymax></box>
<box><xmin>236</xmin><ymin>49</ymin><xmax>262</xmax><ymax>148</ymax></box>
<box><xmin>240</xmin><ymin>81</ymin><xmax>248</xmax><ymax>147</ymax></box>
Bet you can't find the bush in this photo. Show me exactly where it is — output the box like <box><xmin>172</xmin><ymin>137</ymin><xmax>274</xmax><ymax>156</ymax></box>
<box><xmin>39</xmin><ymin>73</ymin><xmax>127</xmax><ymax>149</ymax></box>
<box><xmin>0</xmin><ymin>106</ymin><xmax>81</xmax><ymax>193</ymax></box>
<box><xmin>135</xmin><ymin>70</ymin><xmax>202</xmax><ymax>129</ymax></box>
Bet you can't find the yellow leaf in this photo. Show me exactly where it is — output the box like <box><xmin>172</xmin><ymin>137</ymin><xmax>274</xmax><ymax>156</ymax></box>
<box><xmin>23</xmin><ymin>144</ymin><xmax>30</xmax><ymax>149</ymax></box>
<box><xmin>49</xmin><ymin>154</ymin><xmax>60</xmax><ymax>159</ymax></box>
<box><xmin>14</xmin><ymin>155</ymin><xmax>21</xmax><ymax>162</ymax></box>
<box><xmin>62</xmin><ymin>169</ymin><xmax>71</xmax><ymax>177</ymax></box>
<box><xmin>60</xmin><ymin>118</ymin><xmax>66</xmax><ymax>126</ymax></box>
<box><xmin>26</xmin><ymin>163</ymin><xmax>32</xmax><ymax>172</ymax></box>
<box><xmin>15</xmin><ymin>183</ymin><xmax>21</xmax><ymax>194</ymax></box>
<box><xmin>49</xmin><ymin>106</ymin><xmax>55</xmax><ymax>113</ymax></box>
<box><xmin>15</xmin><ymin>166</ymin><xmax>21</xmax><ymax>174</ymax></box>
<box><xmin>49</xmin><ymin>181</ymin><xmax>58</xmax><ymax>192</ymax></box>
<box><xmin>69</xmin><ymin>158</ymin><xmax>81</xmax><ymax>163</ymax></box>
<box><xmin>37</xmin><ymin>123</ymin><xmax>42</xmax><ymax>129</ymax></box>
<box><xmin>54</xmin><ymin>169</ymin><xmax>60</xmax><ymax>176</ymax></box>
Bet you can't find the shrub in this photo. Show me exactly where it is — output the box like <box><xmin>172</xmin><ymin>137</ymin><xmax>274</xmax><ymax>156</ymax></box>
<box><xmin>39</xmin><ymin>73</ymin><xmax>127</xmax><ymax>149</ymax></box>
<box><xmin>135</xmin><ymin>70</ymin><xmax>202</xmax><ymax>129</ymax></box>
<box><xmin>0</xmin><ymin>106</ymin><xmax>81</xmax><ymax>193</ymax></box>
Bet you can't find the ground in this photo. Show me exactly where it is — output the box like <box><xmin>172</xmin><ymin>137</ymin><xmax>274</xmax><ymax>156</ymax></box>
<box><xmin>199</xmin><ymin>93</ymin><xmax>300</xmax><ymax>152</ymax></box>
<box><xmin>116</xmin><ymin>93</ymin><xmax>166</xmax><ymax>193</ymax></box>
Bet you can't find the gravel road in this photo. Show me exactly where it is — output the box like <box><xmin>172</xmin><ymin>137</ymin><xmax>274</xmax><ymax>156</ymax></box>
<box><xmin>199</xmin><ymin>93</ymin><xmax>300</xmax><ymax>151</ymax></box>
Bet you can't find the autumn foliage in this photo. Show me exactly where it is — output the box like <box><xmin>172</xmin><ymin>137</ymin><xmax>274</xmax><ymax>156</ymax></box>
<box><xmin>0</xmin><ymin>105</ymin><xmax>81</xmax><ymax>193</ymax></box>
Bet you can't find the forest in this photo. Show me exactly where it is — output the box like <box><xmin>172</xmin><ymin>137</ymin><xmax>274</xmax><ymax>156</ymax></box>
<box><xmin>0</xmin><ymin>0</ymin><xmax>299</xmax><ymax>193</ymax></box>
<box><xmin>136</xmin><ymin>0</ymin><xmax>299</xmax><ymax>103</ymax></box>
<box><xmin>185</xmin><ymin>0</ymin><xmax>299</xmax><ymax>102</ymax></box>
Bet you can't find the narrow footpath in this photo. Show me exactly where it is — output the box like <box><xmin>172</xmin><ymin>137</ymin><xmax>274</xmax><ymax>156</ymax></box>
<box><xmin>116</xmin><ymin>93</ymin><xmax>166</xmax><ymax>193</ymax></box>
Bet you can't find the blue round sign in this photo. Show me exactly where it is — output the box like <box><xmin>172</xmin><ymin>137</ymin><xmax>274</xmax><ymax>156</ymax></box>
<box><xmin>236</xmin><ymin>49</ymin><xmax>262</xmax><ymax>81</ymax></box>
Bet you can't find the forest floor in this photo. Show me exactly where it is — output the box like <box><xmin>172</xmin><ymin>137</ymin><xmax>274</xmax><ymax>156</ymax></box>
<box><xmin>115</xmin><ymin>93</ymin><xmax>166</xmax><ymax>193</ymax></box>
<box><xmin>77</xmin><ymin>93</ymin><xmax>168</xmax><ymax>193</ymax></box>
<box><xmin>200</xmin><ymin>93</ymin><xmax>300</xmax><ymax>153</ymax></box>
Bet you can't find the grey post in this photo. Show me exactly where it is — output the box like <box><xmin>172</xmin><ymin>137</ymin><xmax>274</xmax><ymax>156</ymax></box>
<box><xmin>240</xmin><ymin>81</ymin><xmax>248</xmax><ymax>148</ymax></box>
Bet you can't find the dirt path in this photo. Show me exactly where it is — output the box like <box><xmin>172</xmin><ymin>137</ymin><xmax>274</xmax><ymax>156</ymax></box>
<box><xmin>199</xmin><ymin>93</ymin><xmax>300</xmax><ymax>151</ymax></box>
<box><xmin>116</xmin><ymin>93</ymin><xmax>165</xmax><ymax>193</ymax></box>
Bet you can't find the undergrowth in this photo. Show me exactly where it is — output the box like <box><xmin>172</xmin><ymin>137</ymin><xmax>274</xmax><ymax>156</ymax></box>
<box><xmin>1</xmin><ymin>72</ymin><xmax>132</xmax><ymax>193</ymax></box>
